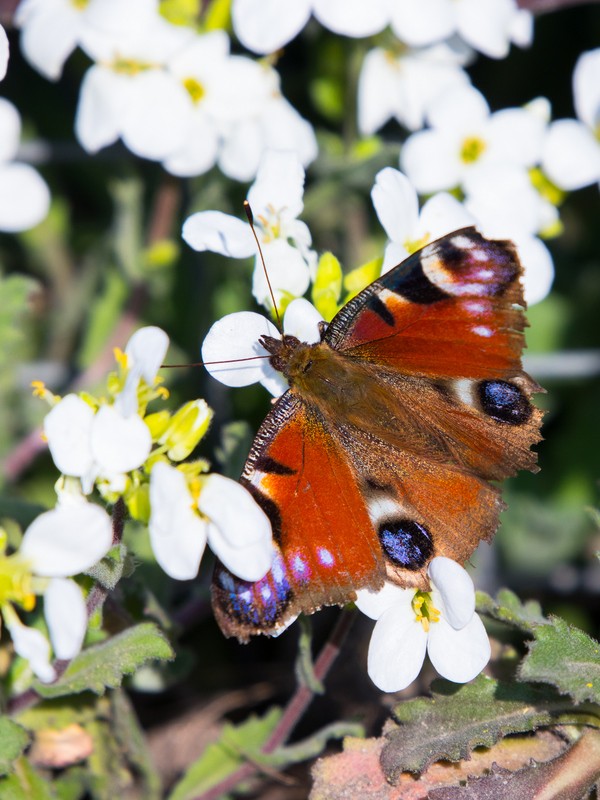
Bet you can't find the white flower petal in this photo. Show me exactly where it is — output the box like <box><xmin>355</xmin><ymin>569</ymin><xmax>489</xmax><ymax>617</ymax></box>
<box><xmin>219</xmin><ymin>118</ymin><xmax>263</xmax><ymax>182</ymax></box>
<box><xmin>252</xmin><ymin>239</ymin><xmax>311</xmax><ymax>307</ymax></box>
<box><xmin>573</xmin><ymin>48</ymin><xmax>600</xmax><ymax>131</ymax></box>
<box><xmin>358</xmin><ymin>49</ymin><xmax>402</xmax><ymax>136</ymax></box>
<box><xmin>427</xmin><ymin>613</ymin><xmax>491</xmax><ymax>682</ymax></box>
<box><xmin>372</xmin><ymin>168</ymin><xmax>419</xmax><ymax>244</ymax></box>
<box><xmin>261</xmin><ymin>97</ymin><xmax>318</xmax><ymax>170</ymax></box>
<box><xmin>0</xmin><ymin>24</ymin><xmax>8</xmax><ymax>80</ymax></box>
<box><xmin>6</xmin><ymin>617</ymin><xmax>55</xmax><ymax>683</ymax></box>
<box><xmin>208</xmin><ymin>528</ymin><xmax>274</xmax><ymax>582</ymax></box>
<box><xmin>44</xmin><ymin>577</ymin><xmax>87</xmax><ymax>659</ymax></box>
<box><xmin>0</xmin><ymin>98</ymin><xmax>20</xmax><ymax>162</ymax></box>
<box><xmin>312</xmin><ymin>0</ymin><xmax>390</xmax><ymax>37</ymax></box>
<box><xmin>428</xmin><ymin>83</ymin><xmax>490</xmax><ymax>131</ymax></box>
<box><xmin>542</xmin><ymin>119</ymin><xmax>600</xmax><ymax>191</ymax></box>
<box><xmin>355</xmin><ymin>582</ymin><xmax>412</xmax><ymax>620</ymax></box>
<box><xmin>75</xmin><ymin>66</ymin><xmax>132</xmax><ymax>153</ymax></box>
<box><xmin>367</xmin><ymin>603</ymin><xmax>428</xmax><ymax>692</ymax></box>
<box><xmin>514</xmin><ymin>235</ymin><xmax>554</xmax><ymax>306</ymax></box>
<box><xmin>428</xmin><ymin>557</ymin><xmax>475</xmax><ymax>630</ymax></box>
<box><xmin>120</xmin><ymin>70</ymin><xmax>190</xmax><ymax>161</ymax></box>
<box><xmin>487</xmin><ymin>107</ymin><xmax>546</xmax><ymax>167</ymax></box>
<box><xmin>16</xmin><ymin>0</ymin><xmax>81</xmax><ymax>80</ymax></box>
<box><xmin>182</xmin><ymin>210</ymin><xmax>255</xmax><ymax>258</ymax></box>
<box><xmin>282</xmin><ymin>298</ymin><xmax>323</xmax><ymax>344</ymax></box>
<box><xmin>44</xmin><ymin>394</ymin><xmax>95</xmax><ymax>478</ymax></box>
<box><xmin>455</xmin><ymin>0</ymin><xmax>515</xmax><ymax>59</ymax></box>
<box><xmin>401</xmin><ymin>130</ymin><xmax>462</xmax><ymax>193</ymax></box>
<box><xmin>21</xmin><ymin>502</ymin><xmax>113</xmax><ymax>577</ymax></box>
<box><xmin>232</xmin><ymin>0</ymin><xmax>311</xmax><ymax>54</ymax></box>
<box><xmin>201</xmin><ymin>310</ymin><xmax>283</xmax><ymax>391</ymax></box>
<box><xmin>390</xmin><ymin>0</ymin><xmax>455</xmax><ymax>47</ymax></box>
<box><xmin>117</xmin><ymin>326</ymin><xmax>169</xmax><ymax>417</ymax></box>
<box><xmin>199</xmin><ymin>473</ymin><xmax>272</xmax><ymax>548</ymax></box>
<box><xmin>381</xmin><ymin>241</ymin><xmax>411</xmax><ymax>273</ymax></box>
<box><xmin>418</xmin><ymin>192</ymin><xmax>477</xmax><ymax>241</ymax></box>
<box><xmin>248</xmin><ymin>151</ymin><xmax>306</xmax><ymax>222</ymax></box>
<box><xmin>149</xmin><ymin>462</ymin><xmax>208</xmax><ymax>580</ymax></box>
<box><xmin>162</xmin><ymin>111</ymin><xmax>219</xmax><ymax>177</ymax></box>
<box><xmin>90</xmin><ymin>406</ymin><xmax>151</xmax><ymax>475</ymax></box>
<box><xmin>0</xmin><ymin>162</ymin><xmax>51</xmax><ymax>233</ymax></box>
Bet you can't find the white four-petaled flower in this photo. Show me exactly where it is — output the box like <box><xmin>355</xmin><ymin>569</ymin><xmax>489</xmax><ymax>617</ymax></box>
<box><xmin>356</xmin><ymin>557</ymin><xmax>490</xmax><ymax>692</ymax></box>
<box><xmin>183</xmin><ymin>151</ymin><xmax>317</xmax><ymax>309</ymax></box>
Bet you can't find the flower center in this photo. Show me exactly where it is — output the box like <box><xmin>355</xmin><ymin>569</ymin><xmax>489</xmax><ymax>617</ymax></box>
<box><xmin>404</xmin><ymin>233</ymin><xmax>430</xmax><ymax>255</ymax></box>
<box><xmin>411</xmin><ymin>590</ymin><xmax>440</xmax><ymax>632</ymax></box>
<box><xmin>460</xmin><ymin>136</ymin><xmax>486</xmax><ymax>164</ymax></box>
<box><xmin>183</xmin><ymin>77</ymin><xmax>206</xmax><ymax>104</ymax></box>
<box><xmin>71</xmin><ymin>0</ymin><xmax>89</xmax><ymax>9</ymax></box>
<box><xmin>112</xmin><ymin>58</ymin><xmax>154</xmax><ymax>76</ymax></box>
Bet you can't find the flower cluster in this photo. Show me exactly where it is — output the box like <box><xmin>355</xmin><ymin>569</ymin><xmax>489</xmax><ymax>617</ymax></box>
<box><xmin>2</xmin><ymin>326</ymin><xmax>273</xmax><ymax>681</ymax></box>
<box><xmin>15</xmin><ymin>0</ymin><xmax>316</xmax><ymax>180</ymax></box>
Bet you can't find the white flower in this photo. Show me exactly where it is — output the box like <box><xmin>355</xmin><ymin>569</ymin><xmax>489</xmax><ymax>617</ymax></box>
<box><xmin>4</xmin><ymin>493</ymin><xmax>113</xmax><ymax>682</ymax></box>
<box><xmin>390</xmin><ymin>0</ymin><xmax>532</xmax><ymax>59</ymax></box>
<box><xmin>0</xmin><ymin>98</ymin><xmax>50</xmax><ymax>233</ymax></box>
<box><xmin>16</xmin><ymin>0</ymin><xmax>87</xmax><ymax>80</ymax></box>
<box><xmin>372</xmin><ymin>167</ymin><xmax>476</xmax><ymax>271</ymax></box>
<box><xmin>183</xmin><ymin>151</ymin><xmax>316</xmax><ymax>309</ymax></box>
<box><xmin>401</xmin><ymin>84</ymin><xmax>548</xmax><ymax>193</ymax></box>
<box><xmin>148</xmin><ymin>462</ymin><xmax>274</xmax><ymax>582</ymax></box>
<box><xmin>462</xmin><ymin>164</ymin><xmax>555</xmax><ymax>304</ymax></box>
<box><xmin>1</xmin><ymin>24</ymin><xmax>8</xmax><ymax>80</ymax></box>
<box><xmin>358</xmin><ymin>42</ymin><xmax>471</xmax><ymax>135</ymax></box>
<box><xmin>217</xmin><ymin>66</ymin><xmax>317</xmax><ymax>182</ymax></box>
<box><xmin>43</xmin><ymin>327</ymin><xmax>167</xmax><ymax>492</ymax></box>
<box><xmin>356</xmin><ymin>557</ymin><xmax>490</xmax><ymax>692</ymax></box>
<box><xmin>542</xmin><ymin>48</ymin><xmax>600</xmax><ymax>191</ymax></box>
<box><xmin>232</xmin><ymin>0</ymin><xmax>390</xmax><ymax>54</ymax></box>
<box><xmin>201</xmin><ymin>298</ymin><xmax>323</xmax><ymax>397</ymax></box>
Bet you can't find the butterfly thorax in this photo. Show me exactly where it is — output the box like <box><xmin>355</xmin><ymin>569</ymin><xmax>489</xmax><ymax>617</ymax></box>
<box><xmin>260</xmin><ymin>333</ymin><xmax>375</xmax><ymax>414</ymax></box>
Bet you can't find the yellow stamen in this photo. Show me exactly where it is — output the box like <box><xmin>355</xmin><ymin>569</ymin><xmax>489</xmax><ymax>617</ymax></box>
<box><xmin>183</xmin><ymin>77</ymin><xmax>205</xmax><ymax>104</ymax></box>
<box><xmin>460</xmin><ymin>136</ymin><xmax>486</xmax><ymax>164</ymax></box>
<box><xmin>412</xmin><ymin>590</ymin><xmax>441</xmax><ymax>632</ymax></box>
<box><xmin>113</xmin><ymin>347</ymin><xmax>128</xmax><ymax>371</ymax></box>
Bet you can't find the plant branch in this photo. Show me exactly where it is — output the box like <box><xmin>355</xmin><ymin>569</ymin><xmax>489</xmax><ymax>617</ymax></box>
<box><xmin>195</xmin><ymin>608</ymin><xmax>356</xmax><ymax>800</ymax></box>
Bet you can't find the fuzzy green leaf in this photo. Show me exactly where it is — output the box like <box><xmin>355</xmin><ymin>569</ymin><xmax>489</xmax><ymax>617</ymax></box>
<box><xmin>0</xmin><ymin>757</ymin><xmax>53</xmax><ymax>799</ymax></box>
<box><xmin>381</xmin><ymin>675</ymin><xmax>578</xmax><ymax>780</ymax></box>
<box><xmin>519</xmin><ymin>617</ymin><xmax>600</xmax><ymax>704</ymax></box>
<box><xmin>0</xmin><ymin>719</ymin><xmax>30</xmax><ymax>776</ymax></box>
<box><xmin>34</xmin><ymin>623</ymin><xmax>174</xmax><ymax>699</ymax></box>
<box><xmin>476</xmin><ymin>589</ymin><xmax>547</xmax><ymax>634</ymax></box>
<box><xmin>167</xmin><ymin>708</ymin><xmax>281</xmax><ymax>800</ymax></box>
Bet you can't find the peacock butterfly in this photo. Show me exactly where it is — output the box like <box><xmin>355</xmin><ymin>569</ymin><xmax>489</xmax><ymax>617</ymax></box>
<box><xmin>211</xmin><ymin>228</ymin><xmax>543</xmax><ymax>641</ymax></box>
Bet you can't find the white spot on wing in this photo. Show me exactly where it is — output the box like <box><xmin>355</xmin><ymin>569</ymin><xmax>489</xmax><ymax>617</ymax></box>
<box><xmin>472</xmin><ymin>326</ymin><xmax>493</xmax><ymax>338</ymax></box>
<box><xmin>452</xmin><ymin>378</ymin><xmax>476</xmax><ymax>407</ymax></box>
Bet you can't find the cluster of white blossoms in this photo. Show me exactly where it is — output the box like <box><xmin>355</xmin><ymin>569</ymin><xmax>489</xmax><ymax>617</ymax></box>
<box><xmin>2</xmin><ymin>326</ymin><xmax>273</xmax><ymax>682</ymax></box>
<box><xmin>0</xmin><ymin>23</ymin><xmax>49</xmax><ymax>232</ymax></box>
<box><xmin>15</xmin><ymin>0</ymin><xmax>316</xmax><ymax>180</ymax></box>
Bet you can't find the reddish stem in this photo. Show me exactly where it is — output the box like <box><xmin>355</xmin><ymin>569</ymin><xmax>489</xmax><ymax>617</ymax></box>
<box><xmin>194</xmin><ymin>609</ymin><xmax>356</xmax><ymax>800</ymax></box>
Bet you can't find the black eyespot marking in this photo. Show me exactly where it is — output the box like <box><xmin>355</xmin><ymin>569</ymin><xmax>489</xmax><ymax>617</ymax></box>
<box><xmin>365</xmin><ymin>477</ymin><xmax>393</xmax><ymax>493</ymax></box>
<box><xmin>478</xmin><ymin>379</ymin><xmax>533</xmax><ymax>425</ymax></box>
<box><xmin>378</xmin><ymin>518</ymin><xmax>434</xmax><ymax>570</ymax></box>
<box><xmin>254</xmin><ymin>455</ymin><xmax>296</xmax><ymax>476</ymax></box>
<box><xmin>367</xmin><ymin>295</ymin><xmax>395</xmax><ymax>326</ymax></box>
<box><xmin>384</xmin><ymin>254</ymin><xmax>449</xmax><ymax>304</ymax></box>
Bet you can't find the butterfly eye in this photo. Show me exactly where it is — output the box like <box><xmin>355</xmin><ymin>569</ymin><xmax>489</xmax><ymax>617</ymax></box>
<box><xmin>477</xmin><ymin>380</ymin><xmax>532</xmax><ymax>425</ymax></box>
<box><xmin>302</xmin><ymin>360</ymin><xmax>313</xmax><ymax>374</ymax></box>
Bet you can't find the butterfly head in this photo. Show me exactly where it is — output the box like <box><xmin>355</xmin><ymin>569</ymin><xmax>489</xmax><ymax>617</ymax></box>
<box><xmin>259</xmin><ymin>333</ymin><xmax>316</xmax><ymax>385</ymax></box>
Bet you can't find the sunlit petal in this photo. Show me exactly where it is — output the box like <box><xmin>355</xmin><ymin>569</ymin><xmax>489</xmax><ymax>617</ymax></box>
<box><xmin>6</xmin><ymin>616</ymin><xmax>55</xmax><ymax>683</ymax></box>
<box><xmin>367</xmin><ymin>604</ymin><xmax>428</xmax><ymax>692</ymax></box>
<box><xmin>90</xmin><ymin>406</ymin><xmax>152</xmax><ymax>475</ymax></box>
<box><xmin>355</xmin><ymin>582</ymin><xmax>412</xmax><ymax>620</ymax></box>
<box><xmin>283</xmin><ymin>298</ymin><xmax>323</xmax><ymax>344</ymax></box>
<box><xmin>427</xmin><ymin>613</ymin><xmax>491</xmax><ymax>682</ymax></box>
<box><xmin>428</xmin><ymin>557</ymin><xmax>475</xmax><ymax>630</ymax></box>
<box><xmin>182</xmin><ymin>210</ymin><xmax>255</xmax><ymax>258</ymax></box>
<box><xmin>44</xmin><ymin>394</ymin><xmax>95</xmax><ymax>478</ymax></box>
<box><xmin>44</xmin><ymin>577</ymin><xmax>87</xmax><ymax>659</ymax></box>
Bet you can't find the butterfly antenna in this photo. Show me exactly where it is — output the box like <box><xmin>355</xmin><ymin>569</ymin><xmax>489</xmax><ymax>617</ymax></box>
<box><xmin>244</xmin><ymin>200</ymin><xmax>282</xmax><ymax>331</ymax></box>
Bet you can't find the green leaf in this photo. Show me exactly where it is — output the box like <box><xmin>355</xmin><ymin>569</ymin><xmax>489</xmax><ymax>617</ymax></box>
<box><xmin>84</xmin><ymin>543</ymin><xmax>128</xmax><ymax>591</ymax></box>
<box><xmin>519</xmin><ymin>617</ymin><xmax>600</xmax><ymax>704</ymax></box>
<box><xmin>111</xmin><ymin>690</ymin><xmax>162</xmax><ymax>799</ymax></box>
<box><xmin>168</xmin><ymin>708</ymin><xmax>281</xmax><ymax>800</ymax></box>
<box><xmin>381</xmin><ymin>675</ymin><xmax>581</xmax><ymax>780</ymax></box>
<box><xmin>311</xmin><ymin>252</ymin><xmax>342</xmax><ymax>321</ymax></box>
<box><xmin>34</xmin><ymin>623</ymin><xmax>174</xmax><ymax>699</ymax></box>
<box><xmin>0</xmin><ymin>757</ymin><xmax>54</xmax><ymax>799</ymax></box>
<box><xmin>476</xmin><ymin>589</ymin><xmax>547</xmax><ymax>634</ymax></box>
<box><xmin>0</xmin><ymin>719</ymin><xmax>30</xmax><ymax>776</ymax></box>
